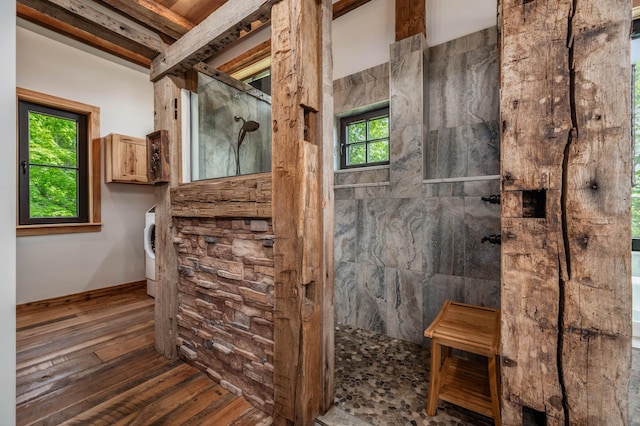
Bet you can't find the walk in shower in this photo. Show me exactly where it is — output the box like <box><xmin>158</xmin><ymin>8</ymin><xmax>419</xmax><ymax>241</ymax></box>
<box><xmin>184</xmin><ymin>70</ymin><xmax>271</xmax><ymax>181</ymax></box>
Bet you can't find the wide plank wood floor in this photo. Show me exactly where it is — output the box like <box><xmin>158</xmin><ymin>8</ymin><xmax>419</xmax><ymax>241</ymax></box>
<box><xmin>16</xmin><ymin>283</ymin><xmax>272</xmax><ymax>426</ymax></box>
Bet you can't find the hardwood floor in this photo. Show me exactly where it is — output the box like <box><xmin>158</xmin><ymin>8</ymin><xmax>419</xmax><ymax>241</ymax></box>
<box><xmin>16</xmin><ymin>283</ymin><xmax>272</xmax><ymax>425</ymax></box>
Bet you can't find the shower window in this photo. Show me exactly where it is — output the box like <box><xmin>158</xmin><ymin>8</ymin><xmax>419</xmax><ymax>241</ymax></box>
<box><xmin>187</xmin><ymin>71</ymin><xmax>272</xmax><ymax>181</ymax></box>
<box><xmin>339</xmin><ymin>107</ymin><xmax>390</xmax><ymax>169</ymax></box>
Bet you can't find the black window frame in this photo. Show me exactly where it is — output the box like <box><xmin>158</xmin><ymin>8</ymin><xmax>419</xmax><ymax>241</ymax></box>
<box><xmin>339</xmin><ymin>107</ymin><xmax>390</xmax><ymax>170</ymax></box>
<box><xmin>18</xmin><ymin>100</ymin><xmax>89</xmax><ymax>226</ymax></box>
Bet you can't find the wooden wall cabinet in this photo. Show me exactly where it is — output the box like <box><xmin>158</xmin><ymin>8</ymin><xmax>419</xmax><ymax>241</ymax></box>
<box><xmin>103</xmin><ymin>133</ymin><xmax>150</xmax><ymax>184</ymax></box>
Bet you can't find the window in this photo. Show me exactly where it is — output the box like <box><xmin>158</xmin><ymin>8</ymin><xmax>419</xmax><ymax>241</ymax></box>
<box><xmin>17</xmin><ymin>88</ymin><xmax>101</xmax><ymax>236</ymax></box>
<box><xmin>340</xmin><ymin>107</ymin><xmax>390</xmax><ymax>169</ymax></box>
<box><xmin>244</xmin><ymin>68</ymin><xmax>271</xmax><ymax>95</ymax></box>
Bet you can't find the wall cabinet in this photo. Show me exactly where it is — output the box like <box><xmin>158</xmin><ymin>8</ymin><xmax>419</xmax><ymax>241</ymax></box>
<box><xmin>103</xmin><ymin>133</ymin><xmax>149</xmax><ymax>184</ymax></box>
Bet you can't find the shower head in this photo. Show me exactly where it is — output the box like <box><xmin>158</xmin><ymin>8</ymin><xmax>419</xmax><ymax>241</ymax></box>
<box><xmin>243</xmin><ymin>120</ymin><xmax>260</xmax><ymax>133</ymax></box>
<box><xmin>234</xmin><ymin>115</ymin><xmax>260</xmax><ymax>133</ymax></box>
<box><xmin>234</xmin><ymin>115</ymin><xmax>260</xmax><ymax>176</ymax></box>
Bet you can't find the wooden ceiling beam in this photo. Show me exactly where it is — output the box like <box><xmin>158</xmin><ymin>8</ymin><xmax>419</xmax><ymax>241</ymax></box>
<box><xmin>150</xmin><ymin>0</ymin><xmax>281</xmax><ymax>82</ymax></box>
<box><xmin>395</xmin><ymin>0</ymin><xmax>425</xmax><ymax>41</ymax></box>
<box><xmin>216</xmin><ymin>0</ymin><xmax>373</xmax><ymax>77</ymax></box>
<box><xmin>217</xmin><ymin>39</ymin><xmax>270</xmax><ymax>76</ymax></box>
<box><xmin>98</xmin><ymin>0</ymin><xmax>194</xmax><ymax>41</ymax></box>
<box><xmin>18</xmin><ymin>3</ymin><xmax>152</xmax><ymax>67</ymax></box>
<box><xmin>18</xmin><ymin>0</ymin><xmax>167</xmax><ymax>58</ymax></box>
<box><xmin>332</xmin><ymin>0</ymin><xmax>372</xmax><ymax>20</ymax></box>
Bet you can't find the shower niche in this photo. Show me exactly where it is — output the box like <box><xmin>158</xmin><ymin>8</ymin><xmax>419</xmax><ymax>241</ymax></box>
<box><xmin>185</xmin><ymin>69</ymin><xmax>272</xmax><ymax>181</ymax></box>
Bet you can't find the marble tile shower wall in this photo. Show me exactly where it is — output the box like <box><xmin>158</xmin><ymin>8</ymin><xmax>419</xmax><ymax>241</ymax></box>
<box><xmin>334</xmin><ymin>28</ymin><xmax>501</xmax><ymax>345</ymax></box>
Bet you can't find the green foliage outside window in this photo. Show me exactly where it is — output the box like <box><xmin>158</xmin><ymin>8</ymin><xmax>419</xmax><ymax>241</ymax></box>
<box><xmin>343</xmin><ymin>110</ymin><xmax>389</xmax><ymax>167</ymax></box>
<box><xmin>27</xmin><ymin>112</ymin><xmax>79</xmax><ymax>218</ymax></box>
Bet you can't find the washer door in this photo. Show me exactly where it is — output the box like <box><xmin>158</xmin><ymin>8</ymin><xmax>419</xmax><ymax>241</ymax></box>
<box><xmin>144</xmin><ymin>222</ymin><xmax>156</xmax><ymax>260</ymax></box>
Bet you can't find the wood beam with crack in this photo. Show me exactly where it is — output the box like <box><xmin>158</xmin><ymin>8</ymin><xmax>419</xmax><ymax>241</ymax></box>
<box><xmin>18</xmin><ymin>3</ymin><xmax>152</xmax><ymax>67</ymax></box>
<box><xmin>150</xmin><ymin>0</ymin><xmax>281</xmax><ymax>82</ymax></box>
<box><xmin>18</xmin><ymin>0</ymin><xmax>168</xmax><ymax>59</ymax></box>
<box><xmin>97</xmin><ymin>0</ymin><xmax>194</xmax><ymax>41</ymax></box>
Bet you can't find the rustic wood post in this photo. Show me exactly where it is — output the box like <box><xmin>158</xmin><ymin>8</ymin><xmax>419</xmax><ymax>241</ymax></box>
<box><xmin>153</xmin><ymin>75</ymin><xmax>183</xmax><ymax>359</ymax></box>
<box><xmin>319</xmin><ymin>0</ymin><xmax>336</xmax><ymax>414</ymax></box>
<box><xmin>500</xmin><ymin>0</ymin><xmax>632</xmax><ymax>424</ymax></box>
<box><xmin>395</xmin><ymin>0</ymin><xmax>425</xmax><ymax>41</ymax></box>
<box><xmin>271</xmin><ymin>0</ymin><xmax>334</xmax><ymax>423</ymax></box>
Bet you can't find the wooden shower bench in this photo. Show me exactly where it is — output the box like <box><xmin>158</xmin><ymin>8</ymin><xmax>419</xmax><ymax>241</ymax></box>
<box><xmin>424</xmin><ymin>301</ymin><xmax>501</xmax><ymax>426</ymax></box>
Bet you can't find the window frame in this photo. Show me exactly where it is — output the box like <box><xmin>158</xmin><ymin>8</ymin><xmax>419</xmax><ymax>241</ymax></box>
<box><xmin>16</xmin><ymin>88</ymin><xmax>102</xmax><ymax>237</ymax></box>
<box><xmin>339</xmin><ymin>107</ymin><xmax>390</xmax><ymax>170</ymax></box>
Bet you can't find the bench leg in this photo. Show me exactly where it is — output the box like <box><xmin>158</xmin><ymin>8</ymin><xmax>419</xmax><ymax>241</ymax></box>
<box><xmin>488</xmin><ymin>355</ymin><xmax>501</xmax><ymax>426</ymax></box>
<box><xmin>426</xmin><ymin>341</ymin><xmax>442</xmax><ymax>416</ymax></box>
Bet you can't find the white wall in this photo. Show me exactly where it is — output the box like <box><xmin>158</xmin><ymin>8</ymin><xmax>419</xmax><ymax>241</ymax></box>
<box><xmin>16</xmin><ymin>26</ymin><xmax>155</xmax><ymax>303</ymax></box>
<box><xmin>1</xmin><ymin>2</ymin><xmax>16</xmax><ymax>423</ymax></box>
<box><xmin>426</xmin><ymin>0</ymin><xmax>497</xmax><ymax>46</ymax></box>
<box><xmin>332</xmin><ymin>0</ymin><xmax>395</xmax><ymax>79</ymax></box>
<box><xmin>333</xmin><ymin>0</ymin><xmax>497</xmax><ymax>79</ymax></box>
<box><xmin>209</xmin><ymin>0</ymin><xmax>497</xmax><ymax>80</ymax></box>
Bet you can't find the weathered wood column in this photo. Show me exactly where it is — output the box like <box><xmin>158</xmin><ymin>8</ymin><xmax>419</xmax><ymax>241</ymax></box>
<box><xmin>153</xmin><ymin>75</ymin><xmax>183</xmax><ymax>358</ymax></box>
<box><xmin>271</xmin><ymin>0</ymin><xmax>334</xmax><ymax>423</ymax></box>
<box><xmin>500</xmin><ymin>0</ymin><xmax>631</xmax><ymax>424</ymax></box>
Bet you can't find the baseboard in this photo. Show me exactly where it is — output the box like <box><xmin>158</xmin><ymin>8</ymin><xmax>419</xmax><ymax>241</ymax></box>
<box><xmin>16</xmin><ymin>280</ymin><xmax>147</xmax><ymax>312</ymax></box>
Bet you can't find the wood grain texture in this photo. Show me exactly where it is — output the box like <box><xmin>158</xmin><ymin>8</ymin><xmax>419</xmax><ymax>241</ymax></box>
<box><xmin>146</xmin><ymin>129</ymin><xmax>170</xmax><ymax>183</ymax></box>
<box><xmin>99</xmin><ymin>0</ymin><xmax>194</xmax><ymax>40</ymax></box>
<box><xmin>320</xmin><ymin>0</ymin><xmax>336</xmax><ymax>413</ymax></box>
<box><xmin>153</xmin><ymin>75</ymin><xmax>184</xmax><ymax>359</ymax></box>
<box><xmin>500</xmin><ymin>0</ymin><xmax>631</xmax><ymax>423</ymax></box>
<box><xmin>17</xmin><ymin>3</ymin><xmax>152</xmax><ymax>67</ymax></box>
<box><xmin>171</xmin><ymin>173</ymin><xmax>272</xmax><ymax>218</ymax></box>
<box><xmin>271</xmin><ymin>0</ymin><xmax>333</xmax><ymax>423</ymax></box>
<box><xmin>332</xmin><ymin>0</ymin><xmax>372</xmax><ymax>20</ymax></box>
<box><xmin>217</xmin><ymin>40</ymin><xmax>272</xmax><ymax>76</ymax></box>
<box><xmin>18</xmin><ymin>0</ymin><xmax>166</xmax><ymax>57</ymax></box>
<box><xmin>215</xmin><ymin>0</ymin><xmax>373</xmax><ymax>79</ymax></box>
<box><xmin>395</xmin><ymin>0</ymin><xmax>425</xmax><ymax>41</ymax></box>
<box><xmin>150</xmin><ymin>0</ymin><xmax>281</xmax><ymax>81</ymax></box>
<box><xmin>104</xmin><ymin>133</ymin><xmax>150</xmax><ymax>184</ymax></box>
<box><xmin>16</xmin><ymin>285</ymin><xmax>271</xmax><ymax>425</ymax></box>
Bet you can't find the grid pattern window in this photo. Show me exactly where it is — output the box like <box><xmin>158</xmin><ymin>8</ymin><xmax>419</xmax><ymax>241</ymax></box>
<box><xmin>18</xmin><ymin>101</ymin><xmax>89</xmax><ymax>225</ymax></box>
<box><xmin>340</xmin><ymin>107</ymin><xmax>390</xmax><ymax>169</ymax></box>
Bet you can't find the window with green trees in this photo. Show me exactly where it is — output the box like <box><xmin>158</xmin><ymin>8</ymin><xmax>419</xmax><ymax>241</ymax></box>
<box><xmin>18</xmin><ymin>101</ymin><xmax>88</xmax><ymax>225</ymax></box>
<box><xmin>340</xmin><ymin>107</ymin><xmax>390</xmax><ymax>169</ymax></box>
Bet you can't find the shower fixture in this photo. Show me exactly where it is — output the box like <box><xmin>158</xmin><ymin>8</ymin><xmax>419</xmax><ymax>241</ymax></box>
<box><xmin>234</xmin><ymin>115</ymin><xmax>260</xmax><ymax>175</ymax></box>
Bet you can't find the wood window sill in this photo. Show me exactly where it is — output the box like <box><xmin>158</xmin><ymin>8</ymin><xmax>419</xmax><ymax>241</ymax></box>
<box><xmin>17</xmin><ymin>223</ymin><xmax>103</xmax><ymax>237</ymax></box>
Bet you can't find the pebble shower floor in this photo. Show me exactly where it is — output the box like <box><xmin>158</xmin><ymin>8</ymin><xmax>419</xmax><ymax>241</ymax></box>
<box><xmin>334</xmin><ymin>325</ymin><xmax>640</xmax><ymax>426</ymax></box>
<box><xmin>333</xmin><ymin>325</ymin><xmax>494</xmax><ymax>426</ymax></box>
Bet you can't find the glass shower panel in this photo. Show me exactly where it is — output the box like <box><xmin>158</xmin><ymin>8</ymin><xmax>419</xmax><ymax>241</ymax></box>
<box><xmin>191</xmin><ymin>72</ymin><xmax>271</xmax><ymax>181</ymax></box>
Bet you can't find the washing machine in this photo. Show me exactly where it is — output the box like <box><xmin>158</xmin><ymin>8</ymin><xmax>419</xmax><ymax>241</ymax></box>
<box><xmin>144</xmin><ymin>206</ymin><xmax>156</xmax><ymax>297</ymax></box>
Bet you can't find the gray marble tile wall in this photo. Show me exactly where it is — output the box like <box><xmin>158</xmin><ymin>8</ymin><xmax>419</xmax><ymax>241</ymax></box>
<box><xmin>426</xmin><ymin>27</ymin><xmax>499</xmax><ymax>179</ymax></box>
<box><xmin>333</xmin><ymin>28</ymin><xmax>501</xmax><ymax>346</ymax></box>
<box><xmin>389</xmin><ymin>35</ymin><xmax>427</xmax><ymax>197</ymax></box>
<box><xmin>334</xmin><ymin>63</ymin><xmax>390</xmax><ymax>115</ymax></box>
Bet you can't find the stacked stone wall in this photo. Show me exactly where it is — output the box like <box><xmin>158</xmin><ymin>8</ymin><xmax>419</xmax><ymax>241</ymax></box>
<box><xmin>175</xmin><ymin>217</ymin><xmax>275</xmax><ymax>414</ymax></box>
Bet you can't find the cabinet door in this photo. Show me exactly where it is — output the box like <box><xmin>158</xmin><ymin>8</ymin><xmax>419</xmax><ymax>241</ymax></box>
<box><xmin>104</xmin><ymin>134</ymin><xmax>149</xmax><ymax>184</ymax></box>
